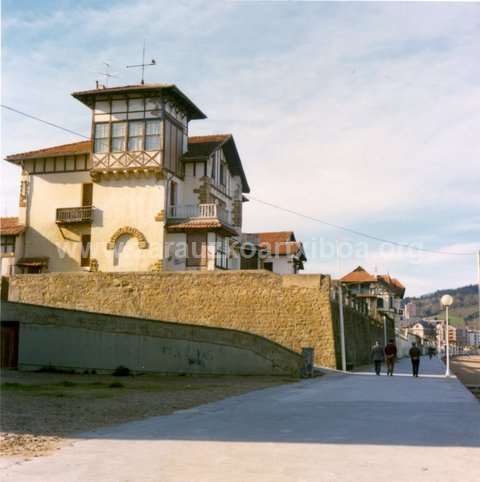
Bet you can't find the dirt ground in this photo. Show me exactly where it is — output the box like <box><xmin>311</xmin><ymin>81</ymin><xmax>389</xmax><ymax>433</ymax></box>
<box><xmin>0</xmin><ymin>369</ymin><xmax>296</xmax><ymax>459</ymax></box>
<box><xmin>450</xmin><ymin>355</ymin><xmax>480</xmax><ymax>400</ymax></box>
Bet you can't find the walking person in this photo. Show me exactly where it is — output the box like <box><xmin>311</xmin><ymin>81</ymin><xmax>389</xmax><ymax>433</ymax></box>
<box><xmin>384</xmin><ymin>339</ymin><xmax>397</xmax><ymax>376</ymax></box>
<box><xmin>409</xmin><ymin>342</ymin><xmax>422</xmax><ymax>377</ymax></box>
<box><xmin>371</xmin><ymin>341</ymin><xmax>384</xmax><ymax>375</ymax></box>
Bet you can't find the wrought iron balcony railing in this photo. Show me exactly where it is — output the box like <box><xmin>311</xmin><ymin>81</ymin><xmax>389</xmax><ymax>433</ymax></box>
<box><xmin>56</xmin><ymin>206</ymin><xmax>93</xmax><ymax>224</ymax></box>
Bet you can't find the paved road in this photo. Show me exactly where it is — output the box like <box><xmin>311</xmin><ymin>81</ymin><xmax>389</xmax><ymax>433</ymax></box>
<box><xmin>2</xmin><ymin>357</ymin><xmax>479</xmax><ymax>482</ymax></box>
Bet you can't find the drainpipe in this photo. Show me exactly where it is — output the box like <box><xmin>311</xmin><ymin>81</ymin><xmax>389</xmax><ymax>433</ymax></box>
<box><xmin>338</xmin><ymin>284</ymin><xmax>347</xmax><ymax>371</ymax></box>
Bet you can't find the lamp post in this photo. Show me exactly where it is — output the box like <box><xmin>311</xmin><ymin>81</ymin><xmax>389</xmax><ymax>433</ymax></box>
<box><xmin>441</xmin><ymin>294</ymin><xmax>453</xmax><ymax>377</ymax></box>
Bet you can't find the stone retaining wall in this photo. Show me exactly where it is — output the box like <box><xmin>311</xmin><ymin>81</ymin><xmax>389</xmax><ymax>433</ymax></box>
<box><xmin>8</xmin><ymin>271</ymin><xmax>337</xmax><ymax>367</ymax></box>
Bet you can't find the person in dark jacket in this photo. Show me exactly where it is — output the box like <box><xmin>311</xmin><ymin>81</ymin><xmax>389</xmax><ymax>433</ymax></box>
<box><xmin>384</xmin><ymin>339</ymin><xmax>397</xmax><ymax>376</ymax></box>
<box><xmin>409</xmin><ymin>342</ymin><xmax>422</xmax><ymax>377</ymax></box>
<box><xmin>371</xmin><ymin>341</ymin><xmax>384</xmax><ymax>375</ymax></box>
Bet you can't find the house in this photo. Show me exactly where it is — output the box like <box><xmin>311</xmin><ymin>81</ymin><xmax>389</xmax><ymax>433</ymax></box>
<box><xmin>340</xmin><ymin>266</ymin><xmax>405</xmax><ymax>326</ymax></box>
<box><xmin>4</xmin><ymin>83</ymin><xmax>250</xmax><ymax>273</ymax></box>
<box><xmin>0</xmin><ymin>217</ymin><xmax>25</xmax><ymax>275</ymax></box>
<box><xmin>240</xmin><ymin>231</ymin><xmax>307</xmax><ymax>274</ymax></box>
<box><xmin>408</xmin><ymin>320</ymin><xmax>436</xmax><ymax>343</ymax></box>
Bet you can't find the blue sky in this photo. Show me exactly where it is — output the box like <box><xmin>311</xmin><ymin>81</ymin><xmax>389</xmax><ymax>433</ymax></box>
<box><xmin>1</xmin><ymin>0</ymin><xmax>479</xmax><ymax>295</ymax></box>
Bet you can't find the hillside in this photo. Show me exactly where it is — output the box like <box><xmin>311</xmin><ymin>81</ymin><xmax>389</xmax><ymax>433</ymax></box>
<box><xmin>404</xmin><ymin>285</ymin><xmax>479</xmax><ymax>328</ymax></box>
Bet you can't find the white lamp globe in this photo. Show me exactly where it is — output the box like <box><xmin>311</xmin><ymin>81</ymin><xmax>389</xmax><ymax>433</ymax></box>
<box><xmin>441</xmin><ymin>294</ymin><xmax>453</xmax><ymax>307</ymax></box>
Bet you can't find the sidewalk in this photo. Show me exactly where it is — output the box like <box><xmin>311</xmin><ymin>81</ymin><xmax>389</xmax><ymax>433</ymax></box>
<box><xmin>357</xmin><ymin>355</ymin><xmax>447</xmax><ymax>377</ymax></box>
<box><xmin>2</xmin><ymin>356</ymin><xmax>479</xmax><ymax>482</ymax></box>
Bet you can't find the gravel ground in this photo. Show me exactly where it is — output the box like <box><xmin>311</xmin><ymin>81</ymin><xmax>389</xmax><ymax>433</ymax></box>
<box><xmin>0</xmin><ymin>370</ymin><xmax>296</xmax><ymax>459</ymax></box>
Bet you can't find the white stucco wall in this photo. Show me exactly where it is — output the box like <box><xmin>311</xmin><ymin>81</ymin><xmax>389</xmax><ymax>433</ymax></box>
<box><xmin>91</xmin><ymin>176</ymin><xmax>166</xmax><ymax>272</ymax></box>
<box><xmin>165</xmin><ymin>232</ymin><xmax>187</xmax><ymax>271</ymax></box>
<box><xmin>24</xmin><ymin>172</ymin><xmax>92</xmax><ymax>272</ymax></box>
<box><xmin>264</xmin><ymin>255</ymin><xmax>295</xmax><ymax>275</ymax></box>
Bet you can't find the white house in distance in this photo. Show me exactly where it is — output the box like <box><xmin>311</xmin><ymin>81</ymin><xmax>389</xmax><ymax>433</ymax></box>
<box><xmin>240</xmin><ymin>231</ymin><xmax>307</xmax><ymax>274</ymax></box>
<box><xmin>4</xmin><ymin>83</ymin><xmax>251</xmax><ymax>273</ymax></box>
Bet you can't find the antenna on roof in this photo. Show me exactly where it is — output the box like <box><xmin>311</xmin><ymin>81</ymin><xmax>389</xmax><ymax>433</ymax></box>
<box><xmin>126</xmin><ymin>40</ymin><xmax>156</xmax><ymax>85</ymax></box>
<box><xmin>92</xmin><ymin>62</ymin><xmax>118</xmax><ymax>88</ymax></box>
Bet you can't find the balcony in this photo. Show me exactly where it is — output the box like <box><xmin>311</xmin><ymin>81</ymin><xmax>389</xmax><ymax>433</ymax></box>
<box><xmin>167</xmin><ymin>203</ymin><xmax>231</xmax><ymax>225</ymax></box>
<box><xmin>56</xmin><ymin>206</ymin><xmax>93</xmax><ymax>224</ymax></box>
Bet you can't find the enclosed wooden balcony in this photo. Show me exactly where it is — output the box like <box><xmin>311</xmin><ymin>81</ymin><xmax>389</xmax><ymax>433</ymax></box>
<box><xmin>56</xmin><ymin>206</ymin><xmax>93</xmax><ymax>224</ymax></box>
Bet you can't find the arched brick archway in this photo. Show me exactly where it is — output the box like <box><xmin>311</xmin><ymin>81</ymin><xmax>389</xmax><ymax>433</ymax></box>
<box><xmin>106</xmin><ymin>226</ymin><xmax>148</xmax><ymax>250</ymax></box>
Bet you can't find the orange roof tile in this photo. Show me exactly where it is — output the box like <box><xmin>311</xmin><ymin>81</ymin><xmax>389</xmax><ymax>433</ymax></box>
<box><xmin>166</xmin><ymin>219</ymin><xmax>238</xmax><ymax>236</ymax></box>
<box><xmin>340</xmin><ymin>266</ymin><xmax>377</xmax><ymax>283</ymax></box>
<box><xmin>6</xmin><ymin>141</ymin><xmax>91</xmax><ymax>163</ymax></box>
<box><xmin>257</xmin><ymin>231</ymin><xmax>295</xmax><ymax>245</ymax></box>
<box><xmin>0</xmin><ymin>217</ymin><xmax>25</xmax><ymax>236</ymax></box>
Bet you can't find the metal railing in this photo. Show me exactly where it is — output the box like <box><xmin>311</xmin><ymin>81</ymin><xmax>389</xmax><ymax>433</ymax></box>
<box><xmin>56</xmin><ymin>206</ymin><xmax>93</xmax><ymax>224</ymax></box>
<box><xmin>167</xmin><ymin>203</ymin><xmax>231</xmax><ymax>224</ymax></box>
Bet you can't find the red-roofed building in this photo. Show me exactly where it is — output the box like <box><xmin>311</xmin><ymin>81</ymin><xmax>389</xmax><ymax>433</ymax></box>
<box><xmin>340</xmin><ymin>266</ymin><xmax>405</xmax><ymax>326</ymax></box>
<box><xmin>0</xmin><ymin>217</ymin><xmax>25</xmax><ymax>275</ymax></box>
<box><xmin>4</xmin><ymin>83</ymin><xmax>252</xmax><ymax>273</ymax></box>
<box><xmin>240</xmin><ymin>231</ymin><xmax>307</xmax><ymax>274</ymax></box>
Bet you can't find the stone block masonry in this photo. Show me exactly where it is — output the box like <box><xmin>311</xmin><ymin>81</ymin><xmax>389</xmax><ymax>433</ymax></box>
<box><xmin>8</xmin><ymin>271</ymin><xmax>338</xmax><ymax>368</ymax></box>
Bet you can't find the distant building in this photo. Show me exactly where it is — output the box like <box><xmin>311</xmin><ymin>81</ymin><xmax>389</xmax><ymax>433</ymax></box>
<box><xmin>404</xmin><ymin>302</ymin><xmax>417</xmax><ymax>319</ymax></box>
<box><xmin>240</xmin><ymin>231</ymin><xmax>307</xmax><ymax>274</ymax></box>
<box><xmin>467</xmin><ymin>329</ymin><xmax>480</xmax><ymax>347</ymax></box>
<box><xmin>340</xmin><ymin>266</ymin><xmax>405</xmax><ymax>327</ymax></box>
<box><xmin>408</xmin><ymin>320</ymin><xmax>436</xmax><ymax>343</ymax></box>
<box><xmin>0</xmin><ymin>217</ymin><xmax>25</xmax><ymax>275</ymax></box>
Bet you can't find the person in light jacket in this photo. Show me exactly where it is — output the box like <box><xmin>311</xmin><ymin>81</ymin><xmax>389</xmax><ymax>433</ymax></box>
<box><xmin>371</xmin><ymin>341</ymin><xmax>384</xmax><ymax>375</ymax></box>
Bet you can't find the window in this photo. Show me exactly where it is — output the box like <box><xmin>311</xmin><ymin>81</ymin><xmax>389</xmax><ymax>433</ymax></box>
<box><xmin>187</xmin><ymin>232</ymin><xmax>207</xmax><ymax>267</ymax></box>
<box><xmin>82</xmin><ymin>183</ymin><xmax>93</xmax><ymax>206</ymax></box>
<box><xmin>169</xmin><ymin>181</ymin><xmax>177</xmax><ymax>207</ymax></box>
<box><xmin>111</xmin><ymin>122</ymin><xmax>127</xmax><ymax>152</ymax></box>
<box><xmin>145</xmin><ymin>120</ymin><xmax>162</xmax><ymax>150</ymax></box>
<box><xmin>1</xmin><ymin>235</ymin><xmax>16</xmax><ymax>255</ymax></box>
<box><xmin>215</xmin><ymin>235</ymin><xmax>229</xmax><ymax>269</ymax></box>
<box><xmin>220</xmin><ymin>162</ymin><xmax>225</xmax><ymax>186</ymax></box>
<box><xmin>211</xmin><ymin>156</ymin><xmax>217</xmax><ymax>181</ymax></box>
<box><xmin>263</xmin><ymin>262</ymin><xmax>273</xmax><ymax>272</ymax></box>
<box><xmin>80</xmin><ymin>235</ymin><xmax>91</xmax><ymax>267</ymax></box>
<box><xmin>94</xmin><ymin>123</ymin><xmax>109</xmax><ymax>153</ymax></box>
<box><xmin>128</xmin><ymin>121</ymin><xmax>144</xmax><ymax>151</ymax></box>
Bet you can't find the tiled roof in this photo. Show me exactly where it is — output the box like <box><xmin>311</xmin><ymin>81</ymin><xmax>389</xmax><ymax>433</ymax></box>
<box><xmin>16</xmin><ymin>257</ymin><xmax>49</xmax><ymax>267</ymax></box>
<box><xmin>341</xmin><ymin>266</ymin><xmax>377</xmax><ymax>283</ymax></box>
<box><xmin>166</xmin><ymin>219</ymin><xmax>238</xmax><ymax>236</ymax></box>
<box><xmin>72</xmin><ymin>84</ymin><xmax>207</xmax><ymax>120</ymax></box>
<box><xmin>182</xmin><ymin>135</ymin><xmax>231</xmax><ymax>159</ymax></box>
<box><xmin>5</xmin><ymin>141</ymin><xmax>91</xmax><ymax>163</ymax></box>
<box><xmin>182</xmin><ymin>134</ymin><xmax>250</xmax><ymax>193</ymax></box>
<box><xmin>0</xmin><ymin>217</ymin><xmax>26</xmax><ymax>236</ymax></box>
<box><xmin>378</xmin><ymin>274</ymin><xmax>405</xmax><ymax>296</ymax></box>
<box><xmin>243</xmin><ymin>231</ymin><xmax>306</xmax><ymax>260</ymax></box>
<box><xmin>257</xmin><ymin>231</ymin><xmax>295</xmax><ymax>245</ymax></box>
<box><xmin>341</xmin><ymin>266</ymin><xmax>405</xmax><ymax>296</ymax></box>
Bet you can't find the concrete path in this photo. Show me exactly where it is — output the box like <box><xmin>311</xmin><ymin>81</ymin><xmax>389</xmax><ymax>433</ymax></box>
<box><xmin>2</xmin><ymin>357</ymin><xmax>479</xmax><ymax>482</ymax></box>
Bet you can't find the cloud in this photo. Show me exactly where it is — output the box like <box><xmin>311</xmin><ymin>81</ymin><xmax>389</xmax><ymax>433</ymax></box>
<box><xmin>1</xmin><ymin>1</ymin><xmax>479</xmax><ymax>294</ymax></box>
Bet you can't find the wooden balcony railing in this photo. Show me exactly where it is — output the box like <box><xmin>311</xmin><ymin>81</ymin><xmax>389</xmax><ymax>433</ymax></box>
<box><xmin>167</xmin><ymin>203</ymin><xmax>231</xmax><ymax>224</ymax></box>
<box><xmin>56</xmin><ymin>206</ymin><xmax>93</xmax><ymax>224</ymax></box>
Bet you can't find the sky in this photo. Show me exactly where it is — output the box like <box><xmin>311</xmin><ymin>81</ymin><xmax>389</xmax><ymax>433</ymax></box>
<box><xmin>1</xmin><ymin>0</ymin><xmax>479</xmax><ymax>296</ymax></box>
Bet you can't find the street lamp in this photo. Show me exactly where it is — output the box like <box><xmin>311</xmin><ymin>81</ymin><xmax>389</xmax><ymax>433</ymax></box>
<box><xmin>441</xmin><ymin>294</ymin><xmax>453</xmax><ymax>377</ymax></box>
